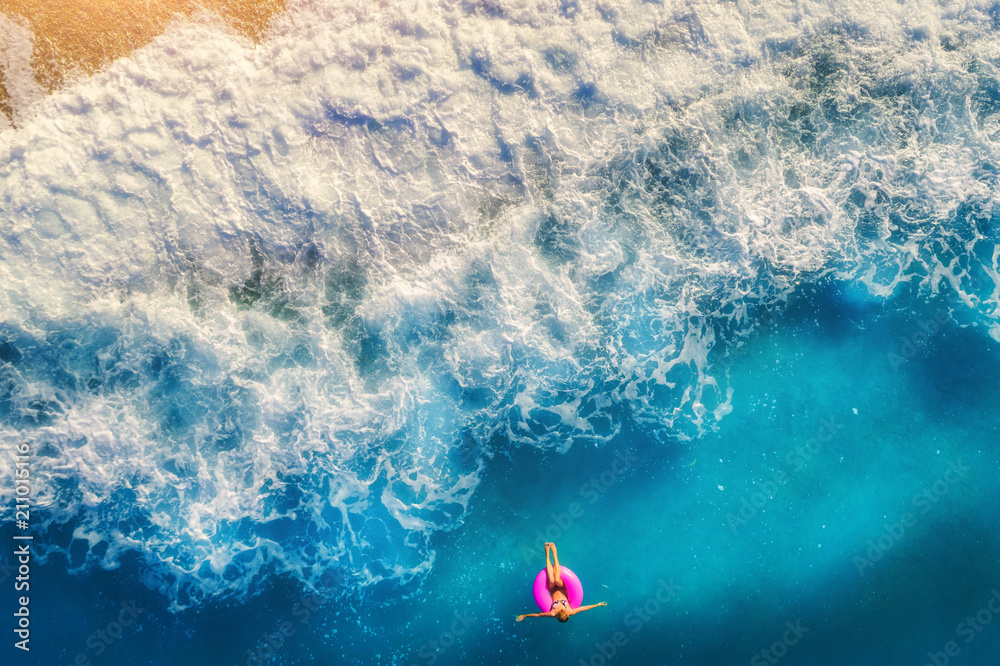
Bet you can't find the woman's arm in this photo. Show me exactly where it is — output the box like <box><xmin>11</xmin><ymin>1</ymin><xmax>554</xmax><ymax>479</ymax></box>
<box><xmin>516</xmin><ymin>611</ymin><xmax>554</xmax><ymax>621</ymax></box>
<box><xmin>569</xmin><ymin>602</ymin><xmax>608</xmax><ymax>615</ymax></box>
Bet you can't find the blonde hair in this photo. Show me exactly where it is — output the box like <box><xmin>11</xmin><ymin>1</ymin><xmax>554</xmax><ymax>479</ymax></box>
<box><xmin>557</xmin><ymin>609</ymin><xmax>570</xmax><ymax>622</ymax></box>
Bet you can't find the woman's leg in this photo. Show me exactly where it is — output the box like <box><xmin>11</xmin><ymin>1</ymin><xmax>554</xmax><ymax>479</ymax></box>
<box><xmin>550</xmin><ymin>543</ymin><xmax>564</xmax><ymax>587</ymax></box>
<box><xmin>545</xmin><ymin>543</ymin><xmax>555</xmax><ymax>587</ymax></box>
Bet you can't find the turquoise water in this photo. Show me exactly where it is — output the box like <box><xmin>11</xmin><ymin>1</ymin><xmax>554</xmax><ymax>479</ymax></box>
<box><xmin>7</xmin><ymin>281</ymin><xmax>999</xmax><ymax>665</ymax></box>
<box><xmin>2</xmin><ymin>0</ymin><xmax>1000</xmax><ymax>664</ymax></box>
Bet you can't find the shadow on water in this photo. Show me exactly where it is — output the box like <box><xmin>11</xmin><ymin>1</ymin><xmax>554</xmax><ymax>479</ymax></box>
<box><xmin>782</xmin><ymin>279</ymin><xmax>888</xmax><ymax>339</ymax></box>
<box><xmin>901</xmin><ymin>323</ymin><xmax>1000</xmax><ymax>424</ymax></box>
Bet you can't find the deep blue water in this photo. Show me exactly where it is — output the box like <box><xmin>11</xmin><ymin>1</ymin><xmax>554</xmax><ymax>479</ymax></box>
<box><xmin>4</xmin><ymin>281</ymin><xmax>999</xmax><ymax>665</ymax></box>
<box><xmin>2</xmin><ymin>1</ymin><xmax>1000</xmax><ymax>665</ymax></box>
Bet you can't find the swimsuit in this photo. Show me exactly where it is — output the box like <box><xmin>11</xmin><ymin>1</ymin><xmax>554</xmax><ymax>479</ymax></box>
<box><xmin>551</xmin><ymin>598</ymin><xmax>570</xmax><ymax>612</ymax></box>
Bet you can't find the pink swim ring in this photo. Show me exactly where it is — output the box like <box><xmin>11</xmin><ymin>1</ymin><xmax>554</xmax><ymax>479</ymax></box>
<box><xmin>533</xmin><ymin>567</ymin><xmax>584</xmax><ymax>611</ymax></box>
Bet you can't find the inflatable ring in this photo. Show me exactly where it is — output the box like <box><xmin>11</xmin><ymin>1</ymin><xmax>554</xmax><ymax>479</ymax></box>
<box><xmin>533</xmin><ymin>567</ymin><xmax>584</xmax><ymax>611</ymax></box>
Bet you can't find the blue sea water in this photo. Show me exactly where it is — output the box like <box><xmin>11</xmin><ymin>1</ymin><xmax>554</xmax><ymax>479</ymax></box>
<box><xmin>1</xmin><ymin>0</ymin><xmax>1000</xmax><ymax>664</ymax></box>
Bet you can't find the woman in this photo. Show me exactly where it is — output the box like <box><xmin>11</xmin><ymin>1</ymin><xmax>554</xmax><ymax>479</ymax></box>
<box><xmin>516</xmin><ymin>542</ymin><xmax>607</xmax><ymax>623</ymax></box>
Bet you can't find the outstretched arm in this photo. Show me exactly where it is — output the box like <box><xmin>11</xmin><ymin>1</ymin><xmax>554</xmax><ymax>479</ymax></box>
<box><xmin>569</xmin><ymin>602</ymin><xmax>608</xmax><ymax>616</ymax></box>
<box><xmin>516</xmin><ymin>611</ymin><xmax>555</xmax><ymax>621</ymax></box>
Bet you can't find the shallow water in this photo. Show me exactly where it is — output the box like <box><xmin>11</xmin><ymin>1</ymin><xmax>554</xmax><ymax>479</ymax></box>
<box><xmin>1</xmin><ymin>0</ymin><xmax>999</xmax><ymax>664</ymax></box>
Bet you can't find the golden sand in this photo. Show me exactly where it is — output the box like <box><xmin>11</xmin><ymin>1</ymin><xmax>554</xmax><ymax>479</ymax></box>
<box><xmin>0</xmin><ymin>0</ymin><xmax>286</xmax><ymax>123</ymax></box>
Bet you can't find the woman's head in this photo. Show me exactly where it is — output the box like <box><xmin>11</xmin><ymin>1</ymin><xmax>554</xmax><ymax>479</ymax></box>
<box><xmin>556</xmin><ymin>608</ymin><xmax>570</xmax><ymax>622</ymax></box>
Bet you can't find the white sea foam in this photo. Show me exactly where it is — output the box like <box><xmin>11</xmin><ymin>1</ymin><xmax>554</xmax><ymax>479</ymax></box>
<box><xmin>0</xmin><ymin>0</ymin><xmax>998</xmax><ymax>608</ymax></box>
